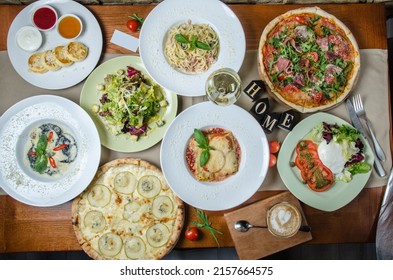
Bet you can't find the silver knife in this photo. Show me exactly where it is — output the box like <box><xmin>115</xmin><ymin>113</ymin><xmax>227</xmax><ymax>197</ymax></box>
<box><xmin>345</xmin><ymin>99</ymin><xmax>386</xmax><ymax>177</ymax></box>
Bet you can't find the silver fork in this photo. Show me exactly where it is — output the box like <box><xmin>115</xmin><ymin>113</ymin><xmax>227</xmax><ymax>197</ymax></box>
<box><xmin>352</xmin><ymin>94</ymin><xmax>386</xmax><ymax>162</ymax></box>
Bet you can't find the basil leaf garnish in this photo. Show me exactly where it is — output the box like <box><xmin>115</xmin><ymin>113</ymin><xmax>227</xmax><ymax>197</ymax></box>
<box><xmin>34</xmin><ymin>153</ymin><xmax>48</xmax><ymax>174</ymax></box>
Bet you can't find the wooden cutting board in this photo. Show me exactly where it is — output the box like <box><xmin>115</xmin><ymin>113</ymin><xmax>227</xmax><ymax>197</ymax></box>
<box><xmin>224</xmin><ymin>191</ymin><xmax>312</xmax><ymax>259</ymax></box>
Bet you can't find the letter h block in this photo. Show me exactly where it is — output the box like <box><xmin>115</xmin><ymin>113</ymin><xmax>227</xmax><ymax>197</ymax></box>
<box><xmin>243</xmin><ymin>80</ymin><xmax>266</xmax><ymax>100</ymax></box>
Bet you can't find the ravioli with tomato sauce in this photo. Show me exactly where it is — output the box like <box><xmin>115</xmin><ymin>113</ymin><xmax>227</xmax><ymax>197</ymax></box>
<box><xmin>186</xmin><ymin>128</ymin><xmax>241</xmax><ymax>182</ymax></box>
<box><xmin>258</xmin><ymin>7</ymin><xmax>360</xmax><ymax>112</ymax></box>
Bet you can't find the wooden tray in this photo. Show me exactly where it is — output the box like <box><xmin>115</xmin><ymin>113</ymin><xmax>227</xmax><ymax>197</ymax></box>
<box><xmin>224</xmin><ymin>191</ymin><xmax>312</xmax><ymax>259</ymax></box>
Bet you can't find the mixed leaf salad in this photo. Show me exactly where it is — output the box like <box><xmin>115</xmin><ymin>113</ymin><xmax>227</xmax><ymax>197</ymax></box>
<box><xmin>95</xmin><ymin>66</ymin><xmax>167</xmax><ymax>140</ymax></box>
<box><xmin>292</xmin><ymin>121</ymin><xmax>372</xmax><ymax>192</ymax></box>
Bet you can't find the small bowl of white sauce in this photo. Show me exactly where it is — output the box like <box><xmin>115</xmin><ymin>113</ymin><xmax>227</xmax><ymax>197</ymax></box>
<box><xmin>16</xmin><ymin>26</ymin><xmax>42</xmax><ymax>52</ymax></box>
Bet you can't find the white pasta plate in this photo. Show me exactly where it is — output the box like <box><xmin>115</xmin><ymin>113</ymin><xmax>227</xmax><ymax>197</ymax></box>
<box><xmin>160</xmin><ymin>102</ymin><xmax>270</xmax><ymax>211</ymax></box>
<box><xmin>0</xmin><ymin>95</ymin><xmax>101</xmax><ymax>207</ymax></box>
<box><xmin>139</xmin><ymin>0</ymin><xmax>246</xmax><ymax>97</ymax></box>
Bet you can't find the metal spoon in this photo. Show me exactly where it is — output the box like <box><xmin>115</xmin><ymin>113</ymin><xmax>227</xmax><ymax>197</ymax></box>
<box><xmin>234</xmin><ymin>220</ymin><xmax>311</xmax><ymax>233</ymax></box>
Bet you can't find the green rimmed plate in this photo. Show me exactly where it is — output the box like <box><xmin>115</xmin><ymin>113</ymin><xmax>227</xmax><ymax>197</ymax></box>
<box><xmin>277</xmin><ymin>112</ymin><xmax>374</xmax><ymax>212</ymax></box>
<box><xmin>80</xmin><ymin>55</ymin><xmax>178</xmax><ymax>152</ymax></box>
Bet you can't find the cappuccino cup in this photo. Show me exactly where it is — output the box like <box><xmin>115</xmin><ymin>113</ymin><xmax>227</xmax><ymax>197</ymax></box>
<box><xmin>266</xmin><ymin>202</ymin><xmax>302</xmax><ymax>238</ymax></box>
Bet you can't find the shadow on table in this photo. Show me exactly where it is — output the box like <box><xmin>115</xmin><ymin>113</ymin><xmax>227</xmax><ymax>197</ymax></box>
<box><xmin>0</xmin><ymin>243</ymin><xmax>376</xmax><ymax>260</ymax></box>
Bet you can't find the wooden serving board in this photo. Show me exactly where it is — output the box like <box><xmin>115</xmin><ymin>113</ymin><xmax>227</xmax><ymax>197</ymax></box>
<box><xmin>224</xmin><ymin>191</ymin><xmax>312</xmax><ymax>259</ymax></box>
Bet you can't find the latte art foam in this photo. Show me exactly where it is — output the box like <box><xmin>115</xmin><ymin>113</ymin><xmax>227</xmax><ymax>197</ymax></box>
<box><xmin>267</xmin><ymin>202</ymin><xmax>301</xmax><ymax>238</ymax></box>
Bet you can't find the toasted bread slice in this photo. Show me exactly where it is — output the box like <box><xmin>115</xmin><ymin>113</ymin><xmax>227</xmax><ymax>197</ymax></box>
<box><xmin>53</xmin><ymin>45</ymin><xmax>74</xmax><ymax>67</ymax></box>
<box><xmin>66</xmin><ymin>41</ymin><xmax>88</xmax><ymax>62</ymax></box>
<box><xmin>28</xmin><ymin>53</ymin><xmax>49</xmax><ymax>74</ymax></box>
<box><xmin>41</xmin><ymin>49</ymin><xmax>61</xmax><ymax>71</ymax></box>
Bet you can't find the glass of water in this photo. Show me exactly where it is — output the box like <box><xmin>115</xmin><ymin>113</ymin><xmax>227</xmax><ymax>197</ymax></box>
<box><xmin>205</xmin><ymin>68</ymin><xmax>242</xmax><ymax>106</ymax></box>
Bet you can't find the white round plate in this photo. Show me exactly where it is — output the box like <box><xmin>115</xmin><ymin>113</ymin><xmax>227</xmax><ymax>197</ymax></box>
<box><xmin>139</xmin><ymin>0</ymin><xmax>246</xmax><ymax>97</ymax></box>
<box><xmin>7</xmin><ymin>0</ymin><xmax>103</xmax><ymax>90</ymax></box>
<box><xmin>277</xmin><ymin>112</ymin><xmax>374</xmax><ymax>212</ymax></box>
<box><xmin>0</xmin><ymin>95</ymin><xmax>101</xmax><ymax>207</ymax></box>
<box><xmin>80</xmin><ymin>55</ymin><xmax>178</xmax><ymax>153</ymax></box>
<box><xmin>160</xmin><ymin>102</ymin><xmax>269</xmax><ymax>211</ymax></box>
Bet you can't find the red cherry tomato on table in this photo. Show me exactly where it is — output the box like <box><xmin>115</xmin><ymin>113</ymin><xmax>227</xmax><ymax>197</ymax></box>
<box><xmin>126</xmin><ymin>19</ymin><xmax>139</xmax><ymax>32</ymax></box>
<box><xmin>185</xmin><ymin>227</ymin><xmax>199</xmax><ymax>241</ymax></box>
<box><xmin>269</xmin><ymin>140</ymin><xmax>280</xmax><ymax>154</ymax></box>
<box><xmin>269</xmin><ymin>153</ymin><xmax>277</xmax><ymax>168</ymax></box>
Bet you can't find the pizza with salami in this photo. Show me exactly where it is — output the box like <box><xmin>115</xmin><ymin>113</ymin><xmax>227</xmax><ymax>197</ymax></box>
<box><xmin>258</xmin><ymin>7</ymin><xmax>360</xmax><ymax>113</ymax></box>
<box><xmin>71</xmin><ymin>158</ymin><xmax>184</xmax><ymax>260</ymax></box>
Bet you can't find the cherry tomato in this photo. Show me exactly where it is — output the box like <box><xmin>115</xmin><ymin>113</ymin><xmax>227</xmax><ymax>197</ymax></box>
<box><xmin>126</xmin><ymin>19</ymin><xmax>139</xmax><ymax>32</ymax></box>
<box><xmin>269</xmin><ymin>153</ymin><xmax>277</xmax><ymax>168</ymax></box>
<box><xmin>185</xmin><ymin>227</ymin><xmax>199</xmax><ymax>241</ymax></box>
<box><xmin>269</xmin><ymin>140</ymin><xmax>280</xmax><ymax>154</ymax></box>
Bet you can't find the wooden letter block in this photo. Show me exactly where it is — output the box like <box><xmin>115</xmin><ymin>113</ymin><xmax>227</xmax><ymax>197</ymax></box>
<box><xmin>243</xmin><ymin>80</ymin><xmax>265</xmax><ymax>100</ymax></box>
<box><xmin>277</xmin><ymin>110</ymin><xmax>297</xmax><ymax>131</ymax></box>
<box><xmin>261</xmin><ymin>112</ymin><xmax>279</xmax><ymax>134</ymax></box>
<box><xmin>250</xmin><ymin>98</ymin><xmax>270</xmax><ymax>120</ymax></box>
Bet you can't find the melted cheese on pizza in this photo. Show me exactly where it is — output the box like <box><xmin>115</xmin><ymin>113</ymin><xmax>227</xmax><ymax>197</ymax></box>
<box><xmin>186</xmin><ymin>128</ymin><xmax>241</xmax><ymax>182</ymax></box>
<box><xmin>72</xmin><ymin>159</ymin><xmax>184</xmax><ymax>260</ymax></box>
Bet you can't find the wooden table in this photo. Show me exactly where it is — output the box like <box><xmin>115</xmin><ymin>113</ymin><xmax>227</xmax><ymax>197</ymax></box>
<box><xmin>0</xmin><ymin>3</ymin><xmax>390</xmax><ymax>253</ymax></box>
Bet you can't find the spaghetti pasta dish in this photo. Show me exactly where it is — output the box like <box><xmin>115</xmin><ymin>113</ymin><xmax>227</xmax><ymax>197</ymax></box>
<box><xmin>164</xmin><ymin>21</ymin><xmax>219</xmax><ymax>74</ymax></box>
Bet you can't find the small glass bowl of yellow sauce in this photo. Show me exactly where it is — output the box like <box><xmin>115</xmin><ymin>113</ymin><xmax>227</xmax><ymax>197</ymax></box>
<box><xmin>57</xmin><ymin>14</ymin><xmax>83</xmax><ymax>40</ymax></box>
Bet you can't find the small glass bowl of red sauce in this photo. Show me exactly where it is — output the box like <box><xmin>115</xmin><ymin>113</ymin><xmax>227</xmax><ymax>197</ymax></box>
<box><xmin>31</xmin><ymin>5</ymin><xmax>58</xmax><ymax>31</ymax></box>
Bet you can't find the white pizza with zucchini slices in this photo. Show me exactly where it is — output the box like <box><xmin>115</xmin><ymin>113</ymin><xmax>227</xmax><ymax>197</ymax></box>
<box><xmin>72</xmin><ymin>158</ymin><xmax>184</xmax><ymax>260</ymax></box>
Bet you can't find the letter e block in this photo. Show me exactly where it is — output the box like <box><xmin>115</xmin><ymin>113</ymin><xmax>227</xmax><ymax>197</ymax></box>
<box><xmin>277</xmin><ymin>110</ymin><xmax>297</xmax><ymax>131</ymax></box>
<box><xmin>250</xmin><ymin>98</ymin><xmax>270</xmax><ymax>120</ymax></box>
<box><xmin>243</xmin><ymin>80</ymin><xmax>266</xmax><ymax>100</ymax></box>
<box><xmin>261</xmin><ymin>112</ymin><xmax>279</xmax><ymax>134</ymax></box>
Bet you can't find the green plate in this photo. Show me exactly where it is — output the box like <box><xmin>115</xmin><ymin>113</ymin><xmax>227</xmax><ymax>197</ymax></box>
<box><xmin>80</xmin><ymin>56</ymin><xmax>178</xmax><ymax>152</ymax></box>
<box><xmin>277</xmin><ymin>112</ymin><xmax>374</xmax><ymax>212</ymax></box>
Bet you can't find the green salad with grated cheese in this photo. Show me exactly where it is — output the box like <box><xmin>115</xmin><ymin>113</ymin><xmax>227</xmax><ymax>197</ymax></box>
<box><xmin>94</xmin><ymin>66</ymin><xmax>167</xmax><ymax>140</ymax></box>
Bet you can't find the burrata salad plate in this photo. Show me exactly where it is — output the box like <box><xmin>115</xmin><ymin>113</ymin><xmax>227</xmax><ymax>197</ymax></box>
<box><xmin>139</xmin><ymin>0</ymin><xmax>246</xmax><ymax>96</ymax></box>
<box><xmin>0</xmin><ymin>95</ymin><xmax>101</xmax><ymax>207</ymax></box>
<box><xmin>160</xmin><ymin>102</ymin><xmax>270</xmax><ymax>211</ymax></box>
<box><xmin>277</xmin><ymin>112</ymin><xmax>374</xmax><ymax>212</ymax></box>
<box><xmin>7</xmin><ymin>0</ymin><xmax>102</xmax><ymax>90</ymax></box>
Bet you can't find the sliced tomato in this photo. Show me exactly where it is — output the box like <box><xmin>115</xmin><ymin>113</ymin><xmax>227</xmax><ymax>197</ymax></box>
<box><xmin>313</xmin><ymin>92</ymin><xmax>323</xmax><ymax>104</ymax></box>
<box><xmin>295</xmin><ymin>140</ymin><xmax>318</xmax><ymax>155</ymax></box>
<box><xmin>306</xmin><ymin>51</ymin><xmax>319</xmax><ymax>62</ymax></box>
<box><xmin>295</xmin><ymin>16</ymin><xmax>308</xmax><ymax>25</ymax></box>
<box><xmin>306</xmin><ymin>163</ymin><xmax>334</xmax><ymax>192</ymax></box>
<box><xmin>283</xmin><ymin>84</ymin><xmax>301</xmax><ymax>94</ymax></box>
<box><xmin>294</xmin><ymin>140</ymin><xmax>334</xmax><ymax>192</ymax></box>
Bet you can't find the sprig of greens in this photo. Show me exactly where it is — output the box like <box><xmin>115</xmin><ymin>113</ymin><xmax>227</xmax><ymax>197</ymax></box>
<box><xmin>175</xmin><ymin>34</ymin><xmax>212</xmax><ymax>51</ymax></box>
<box><xmin>33</xmin><ymin>134</ymin><xmax>49</xmax><ymax>174</ymax></box>
<box><xmin>192</xmin><ymin>208</ymin><xmax>223</xmax><ymax>247</ymax></box>
<box><xmin>193</xmin><ymin>128</ymin><xmax>214</xmax><ymax>167</ymax></box>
